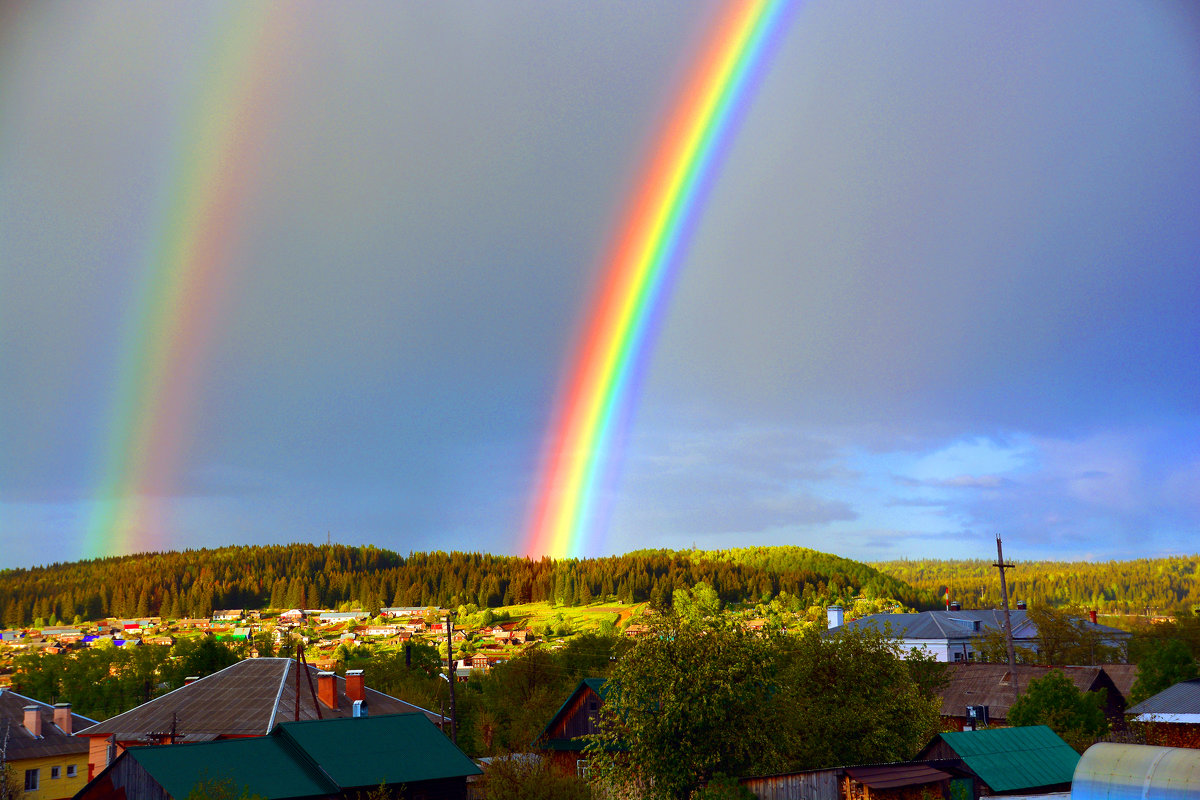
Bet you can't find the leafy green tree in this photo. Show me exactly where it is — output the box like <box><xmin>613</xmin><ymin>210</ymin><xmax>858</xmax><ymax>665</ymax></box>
<box><xmin>773</xmin><ymin>626</ymin><xmax>943</xmax><ymax>769</ymax></box>
<box><xmin>1007</xmin><ymin>670</ymin><xmax>1109</xmax><ymax>751</ymax></box>
<box><xmin>1131</xmin><ymin>638</ymin><xmax>1198</xmax><ymax>703</ymax></box>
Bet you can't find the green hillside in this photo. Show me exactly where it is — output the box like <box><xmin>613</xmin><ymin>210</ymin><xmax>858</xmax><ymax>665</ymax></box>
<box><xmin>874</xmin><ymin>555</ymin><xmax>1200</xmax><ymax>615</ymax></box>
<box><xmin>0</xmin><ymin>544</ymin><xmax>933</xmax><ymax>626</ymax></box>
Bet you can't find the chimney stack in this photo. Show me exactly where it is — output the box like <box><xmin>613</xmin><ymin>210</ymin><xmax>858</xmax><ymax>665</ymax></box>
<box><xmin>317</xmin><ymin>671</ymin><xmax>337</xmax><ymax>710</ymax></box>
<box><xmin>184</xmin><ymin>676</ymin><xmax>200</xmax><ymax>685</ymax></box>
<box><xmin>346</xmin><ymin>669</ymin><xmax>365</xmax><ymax>703</ymax></box>
<box><xmin>24</xmin><ymin>705</ymin><xmax>43</xmax><ymax>737</ymax></box>
<box><xmin>1016</xmin><ymin>600</ymin><xmax>1027</xmax><ymax>611</ymax></box>
<box><xmin>949</xmin><ymin>601</ymin><xmax>962</xmax><ymax>611</ymax></box>
<box><xmin>53</xmin><ymin>703</ymin><xmax>72</xmax><ymax>734</ymax></box>
<box><xmin>827</xmin><ymin>606</ymin><xmax>844</xmax><ymax>629</ymax></box>
<box><xmin>1089</xmin><ymin>609</ymin><xmax>1098</xmax><ymax>624</ymax></box>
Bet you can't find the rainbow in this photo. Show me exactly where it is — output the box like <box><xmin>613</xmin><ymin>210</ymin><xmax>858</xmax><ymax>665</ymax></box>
<box><xmin>84</xmin><ymin>7</ymin><xmax>283</xmax><ymax>558</ymax></box>
<box><xmin>525</xmin><ymin>0</ymin><xmax>795</xmax><ymax>559</ymax></box>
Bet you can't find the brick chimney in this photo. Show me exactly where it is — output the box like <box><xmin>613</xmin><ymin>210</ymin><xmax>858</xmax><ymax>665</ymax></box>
<box><xmin>53</xmin><ymin>703</ymin><xmax>72</xmax><ymax>734</ymax></box>
<box><xmin>345</xmin><ymin>669</ymin><xmax>365</xmax><ymax>703</ymax></box>
<box><xmin>317</xmin><ymin>671</ymin><xmax>337</xmax><ymax>710</ymax></box>
<box><xmin>24</xmin><ymin>705</ymin><xmax>43</xmax><ymax>737</ymax></box>
<box><xmin>184</xmin><ymin>676</ymin><xmax>200</xmax><ymax>685</ymax></box>
<box><xmin>1089</xmin><ymin>609</ymin><xmax>1098</xmax><ymax>624</ymax></box>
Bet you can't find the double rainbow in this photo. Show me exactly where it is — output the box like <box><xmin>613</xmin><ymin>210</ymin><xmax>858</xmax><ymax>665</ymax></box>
<box><xmin>525</xmin><ymin>0</ymin><xmax>794</xmax><ymax>559</ymax></box>
<box><xmin>84</xmin><ymin>7</ymin><xmax>283</xmax><ymax>558</ymax></box>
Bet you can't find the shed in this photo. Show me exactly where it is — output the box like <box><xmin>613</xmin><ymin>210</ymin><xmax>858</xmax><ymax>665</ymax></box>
<box><xmin>1071</xmin><ymin>742</ymin><xmax>1200</xmax><ymax>800</ymax></box>
<box><xmin>916</xmin><ymin>725</ymin><xmax>1079</xmax><ymax>795</ymax></box>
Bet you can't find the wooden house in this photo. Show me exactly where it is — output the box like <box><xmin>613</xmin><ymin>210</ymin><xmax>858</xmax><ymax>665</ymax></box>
<box><xmin>535</xmin><ymin>678</ymin><xmax>608</xmax><ymax>776</ymax></box>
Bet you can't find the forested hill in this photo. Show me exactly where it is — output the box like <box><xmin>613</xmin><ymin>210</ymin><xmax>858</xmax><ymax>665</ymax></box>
<box><xmin>874</xmin><ymin>556</ymin><xmax>1200</xmax><ymax>615</ymax></box>
<box><xmin>0</xmin><ymin>544</ymin><xmax>933</xmax><ymax>626</ymax></box>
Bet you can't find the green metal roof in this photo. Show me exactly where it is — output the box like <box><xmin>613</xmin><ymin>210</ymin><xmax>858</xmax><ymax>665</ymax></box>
<box><xmin>116</xmin><ymin>713</ymin><xmax>479</xmax><ymax>800</ymax></box>
<box><xmin>930</xmin><ymin>725</ymin><xmax>1079</xmax><ymax>792</ymax></box>
<box><xmin>126</xmin><ymin>736</ymin><xmax>335</xmax><ymax>800</ymax></box>
<box><xmin>275</xmin><ymin>712</ymin><xmax>481</xmax><ymax>788</ymax></box>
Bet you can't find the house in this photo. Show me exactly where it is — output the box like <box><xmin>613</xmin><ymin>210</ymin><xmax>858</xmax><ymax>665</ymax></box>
<box><xmin>211</xmin><ymin>610</ymin><xmax>243</xmax><ymax>622</ymax></box>
<box><xmin>535</xmin><ymin>678</ymin><xmax>608</xmax><ymax>776</ymax></box>
<box><xmin>914</xmin><ymin>725</ymin><xmax>1079</xmax><ymax>795</ymax></box>
<box><xmin>75</xmin><ymin>657</ymin><xmax>446</xmax><ymax>780</ymax></box>
<box><xmin>1126</xmin><ymin>677</ymin><xmax>1200</xmax><ymax>748</ymax></box>
<box><xmin>76</xmin><ymin>713</ymin><xmax>481</xmax><ymax>800</ymax></box>
<box><xmin>318</xmin><ymin>611</ymin><xmax>369</xmax><ymax>624</ymax></box>
<box><xmin>827</xmin><ymin>606</ymin><xmax>1130</xmax><ymax>663</ymax></box>
<box><xmin>381</xmin><ymin>607</ymin><xmax>430</xmax><ymax>619</ymax></box>
<box><xmin>938</xmin><ymin>663</ymin><xmax>1129</xmax><ymax>729</ymax></box>
<box><xmin>0</xmin><ymin>689</ymin><xmax>96</xmax><ymax>800</ymax></box>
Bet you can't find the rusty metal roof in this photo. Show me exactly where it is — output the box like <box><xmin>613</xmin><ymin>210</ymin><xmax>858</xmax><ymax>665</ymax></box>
<box><xmin>938</xmin><ymin>663</ymin><xmax>1111</xmax><ymax>720</ymax></box>
<box><xmin>77</xmin><ymin>657</ymin><xmax>443</xmax><ymax>740</ymax></box>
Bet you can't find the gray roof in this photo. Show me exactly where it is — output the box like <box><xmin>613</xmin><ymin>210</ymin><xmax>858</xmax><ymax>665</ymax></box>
<box><xmin>1127</xmin><ymin>678</ymin><xmax>1200</xmax><ymax>716</ymax></box>
<box><xmin>833</xmin><ymin>609</ymin><xmax>1129</xmax><ymax>641</ymax></box>
<box><xmin>0</xmin><ymin>688</ymin><xmax>95</xmax><ymax>759</ymax></box>
<box><xmin>77</xmin><ymin>657</ymin><xmax>443</xmax><ymax>741</ymax></box>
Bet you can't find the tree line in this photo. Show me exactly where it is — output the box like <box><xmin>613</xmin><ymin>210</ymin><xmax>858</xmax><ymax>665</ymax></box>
<box><xmin>875</xmin><ymin>555</ymin><xmax>1200</xmax><ymax>615</ymax></box>
<box><xmin>0</xmin><ymin>544</ymin><xmax>933</xmax><ymax>627</ymax></box>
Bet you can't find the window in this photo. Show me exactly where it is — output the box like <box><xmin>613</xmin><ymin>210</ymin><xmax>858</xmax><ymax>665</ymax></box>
<box><xmin>25</xmin><ymin>769</ymin><xmax>39</xmax><ymax>791</ymax></box>
<box><xmin>66</xmin><ymin>765</ymin><xmax>77</xmax><ymax>778</ymax></box>
<box><xmin>50</xmin><ymin>766</ymin><xmax>61</xmax><ymax>779</ymax></box>
<box><xmin>576</xmin><ymin>759</ymin><xmax>590</xmax><ymax>779</ymax></box>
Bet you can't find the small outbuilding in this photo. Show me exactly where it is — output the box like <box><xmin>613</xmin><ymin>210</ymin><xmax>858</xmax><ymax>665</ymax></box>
<box><xmin>915</xmin><ymin>725</ymin><xmax>1080</xmax><ymax>795</ymax></box>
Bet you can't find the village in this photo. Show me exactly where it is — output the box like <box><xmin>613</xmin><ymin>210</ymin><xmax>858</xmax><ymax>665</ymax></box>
<box><xmin>4</xmin><ymin>596</ymin><xmax>1200</xmax><ymax>800</ymax></box>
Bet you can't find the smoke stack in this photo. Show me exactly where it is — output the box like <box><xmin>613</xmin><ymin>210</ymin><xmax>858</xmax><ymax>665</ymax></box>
<box><xmin>53</xmin><ymin>703</ymin><xmax>72</xmax><ymax>734</ymax></box>
<box><xmin>24</xmin><ymin>705</ymin><xmax>43</xmax><ymax>737</ymax></box>
<box><xmin>1089</xmin><ymin>609</ymin><xmax>1098</xmax><ymax>624</ymax></box>
<box><xmin>949</xmin><ymin>601</ymin><xmax>961</xmax><ymax>611</ymax></box>
<box><xmin>345</xmin><ymin>669</ymin><xmax>365</xmax><ymax>703</ymax></box>
<box><xmin>184</xmin><ymin>676</ymin><xmax>200</xmax><ymax>685</ymax></box>
<box><xmin>317</xmin><ymin>671</ymin><xmax>337</xmax><ymax>710</ymax></box>
<box><xmin>827</xmin><ymin>606</ymin><xmax>844</xmax><ymax>629</ymax></box>
<box><xmin>1016</xmin><ymin>600</ymin><xmax>1027</xmax><ymax>611</ymax></box>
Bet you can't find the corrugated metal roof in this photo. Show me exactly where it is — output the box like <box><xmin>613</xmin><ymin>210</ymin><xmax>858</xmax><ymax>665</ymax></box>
<box><xmin>928</xmin><ymin>725</ymin><xmax>1079</xmax><ymax>792</ymax></box>
<box><xmin>844</xmin><ymin>764</ymin><xmax>951</xmax><ymax>789</ymax></box>
<box><xmin>1127</xmin><ymin>679</ymin><xmax>1200</xmax><ymax>716</ymax></box>
<box><xmin>275</xmin><ymin>713</ymin><xmax>481</xmax><ymax>787</ymax></box>
<box><xmin>127</xmin><ymin>735</ymin><xmax>334</xmax><ymax>800</ymax></box>
<box><xmin>939</xmin><ymin>664</ymin><xmax>1108</xmax><ymax>720</ymax></box>
<box><xmin>77</xmin><ymin>658</ymin><xmax>444</xmax><ymax>739</ymax></box>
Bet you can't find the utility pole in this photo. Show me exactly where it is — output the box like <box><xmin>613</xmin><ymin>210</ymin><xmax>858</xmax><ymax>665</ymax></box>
<box><xmin>995</xmin><ymin>535</ymin><xmax>1020</xmax><ymax>703</ymax></box>
<box><xmin>445</xmin><ymin>611</ymin><xmax>458</xmax><ymax>744</ymax></box>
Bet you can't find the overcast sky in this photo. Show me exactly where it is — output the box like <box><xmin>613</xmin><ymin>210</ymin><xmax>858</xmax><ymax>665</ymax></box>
<box><xmin>2</xmin><ymin>2</ymin><xmax>1198</xmax><ymax>570</ymax></box>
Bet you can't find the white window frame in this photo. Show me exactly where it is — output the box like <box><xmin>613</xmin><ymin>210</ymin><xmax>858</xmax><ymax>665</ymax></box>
<box><xmin>576</xmin><ymin>759</ymin><xmax>591</xmax><ymax>779</ymax></box>
<box><xmin>66</xmin><ymin>764</ymin><xmax>78</xmax><ymax>778</ymax></box>
<box><xmin>25</xmin><ymin>769</ymin><xmax>39</xmax><ymax>791</ymax></box>
<box><xmin>50</xmin><ymin>766</ymin><xmax>61</xmax><ymax>779</ymax></box>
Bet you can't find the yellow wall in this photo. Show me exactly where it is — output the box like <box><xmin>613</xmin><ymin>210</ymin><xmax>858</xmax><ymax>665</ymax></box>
<box><xmin>11</xmin><ymin>752</ymin><xmax>89</xmax><ymax>800</ymax></box>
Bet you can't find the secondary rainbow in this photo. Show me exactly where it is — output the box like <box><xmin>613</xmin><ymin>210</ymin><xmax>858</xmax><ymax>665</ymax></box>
<box><xmin>525</xmin><ymin>0</ymin><xmax>794</xmax><ymax>560</ymax></box>
<box><xmin>83</xmin><ymin>7</ymin><xmax>284</xmax><ymax>558</ymax></box>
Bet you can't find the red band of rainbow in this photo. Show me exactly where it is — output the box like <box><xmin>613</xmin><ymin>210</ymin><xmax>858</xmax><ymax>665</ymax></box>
<box><xmin>525</xmin><ymin>0</ymin><xmax>794</xmax><ymax>559</ymax></box>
